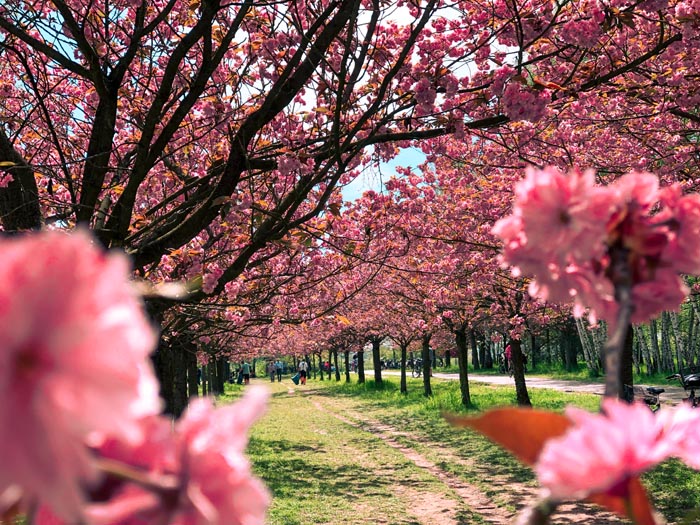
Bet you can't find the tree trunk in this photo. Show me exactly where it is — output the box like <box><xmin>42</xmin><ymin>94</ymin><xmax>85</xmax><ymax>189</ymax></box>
<box><xmin>510</xmin><ymin>339</ymin><xmax>531</xmax><ymax>407</ymax></box>
<box><xmin>357</xmin><ymin>350</ymin><xmax>365</xmax><ymax>384</ymax></box>
<box><xmin>456</xmin><ymin>329</ymin><xmax>472</xmax><ymax>406</ymax></box>
<box><xmin>661</xmin><ymin>312</ymin><xmax>674</xmax><ymax>372</ymax></box>
<box><xmin>529</xmin><ymin>332</ymin><xmax>537</xmax><ymax>370</ymax></box>
<box><xmin>216</xmin><ymin>358</ymin><xmax>226</xmax><ymax>393</ymax></box>
<box><xmin>344</xmin><ymin>350</ymin><xmax>351</xmax><ymax>383</ymax></box>
<box><xmin>470</xmin><ymin>329</ymin><xmax>480</xmax><ymax>370</ymax></box>
<box><xmin>575</xmin><ymin>317</ymin><xmax>600</xmax><ymax>375</ymax></box>
<box><xmin>334</xmin><ymin>348</ymin><xmax>341</xmax><ymax>381</ymax></box>
<box><xmin>634</xmin><ymin>325</ymin><xmax>653</xmax><ymax>374</ymax></box>
<box><xmin>172</xmin><ymin>343</ymin><xmax>188</xmax><ymax>417</ymax></box>
<box><xmin>483</xmin><ymin>334</ymin><xmax>493</xmax><ymax>368</ymax></box>
<box><xmin>422</xmin><ymin>334</ymin><xmax>432</xmax><ymax>397</ymax></box>
<box><xmin>186</xmin><ymin>344</ymin><xmax>199</xmax><ymax>398</ymax></box>
<box><xmin>619</xmin><ymin>324</ymin><xmax>634</xmax><ymax>398</ymax></box>
<box><xmin>650</xmin><ymin>318</ymin><xmax>662</xmax><ymax>372</ymax></box>
<box><xmin>400</xmin><ymin>343</ymin><xmax>408</xmax><ymax>394</ymax></box>
<box><xmin>444</xmin><ymin>349</ymin><xmax>451</xmax><ymax>368</ymax></box>
<box><xmin>152</xmin><ymin>338</ymin><xmax>174</xmax><ymax>415</ymax></box>
<box><xmin>670</xmin><ymin>312</ymin><xmax>687</xmax><ymax>369</ymax></box>
<box><xmin>371</xmin><ymin>337</ymin><xmax>383</xmax><ymax>385</ymax></box>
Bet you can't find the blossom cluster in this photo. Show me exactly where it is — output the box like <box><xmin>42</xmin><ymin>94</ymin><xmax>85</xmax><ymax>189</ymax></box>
<box><xmin>536</xmin><ymin>398</ymin><xmax>700</xmax><ymax>500</ymax></box>
<box><xmin>492</xmin><ymin>167</ymin><xmax>700</xmax><ymax>325</ymax></box>
<box><xmin>0</xmin><ymin>231</ymin><xmax>269</xmax><ymax>525</ymax></box>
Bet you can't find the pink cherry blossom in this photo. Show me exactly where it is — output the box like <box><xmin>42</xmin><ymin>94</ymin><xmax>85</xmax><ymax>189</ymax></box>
<box><xmin>494</xmin><ymin>167</ymin><xmax>700</xmax><ymax>326</ymax></box>
<box><xmin>65</xmin><ymin>388</ymin><xmax>270</xmax><ymax>525</ymax></box>
<box><xmin>494</xmin><ymin>166</ymin><xmax>611</xmax><ymax>270</ymax></box>
<box><xmin>174</xmin><ymin>390</ymin><xmax>270</xmax><ymax>525</ymax></box>
<box><xmin>0</xmin><ymin>230</ymin><xmax>160</xmax><ymax>521</ymax></box>
<box><xmin>535</xmin><ymin>399</ymin><xmax>678</xmax><ymax>499</ymax></box>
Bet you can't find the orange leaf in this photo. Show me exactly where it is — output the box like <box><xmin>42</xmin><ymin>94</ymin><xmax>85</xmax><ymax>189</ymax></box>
<box><xmin>446</xmin><ymin>408</ymin><xmax>571</xmax><ymax>465</ymax></box>
<box><xmin>587</xmin><ymin>477</ymin><xmax>659</xmax><ymax>525</ymax></box>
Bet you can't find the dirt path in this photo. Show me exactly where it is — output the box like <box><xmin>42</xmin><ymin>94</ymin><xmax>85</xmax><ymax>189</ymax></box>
<box><xmin>301</xmin><ymin>387</ymin><xmax>626</xmax><ymax>525</ymax></box>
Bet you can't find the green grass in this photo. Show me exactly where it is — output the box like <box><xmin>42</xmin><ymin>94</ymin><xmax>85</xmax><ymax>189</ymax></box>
<box><xmin>246</xmin><ymin>381</ymin><xmax>471</xmax><ymax>524</ymax></box>
<box><xmin>229</xmin><ymin>372</ymin><xmax>700</xmax><ymax>523</ymax></box>
<box><xmin>309</xmin><ymin>376</ymin><xmax>700</xmax><ymax>522</ymax></box>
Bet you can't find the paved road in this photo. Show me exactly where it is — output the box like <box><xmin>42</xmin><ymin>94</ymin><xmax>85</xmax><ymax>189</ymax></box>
<box><xmin>384</xmin><ymin>370</ymin><xmax>689</xmax><ymax>406</ymax></box>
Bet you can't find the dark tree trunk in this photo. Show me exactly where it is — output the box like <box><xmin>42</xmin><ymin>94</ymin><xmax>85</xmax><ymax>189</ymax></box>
<box><xmin>400</xmin><ymin>343</ymin><xmax>408</xmax><ymax>394</ymax></box>
<box><xmin>344</xmin><ymin>350</ymin><xmax>351</xmax><ymax>382</ymax></box>
<box><xmin>619</xmin><ymin>324</ymin><xmax>634</xmax><ymax>398</ymax></box>
<box><xmin>511</xmin><ymin>339</ymin><xmax>532</xmax><ymax>407</ymax></box>
<box><xmin>329</xmin><ymin>348</ymin><xmax>334</xmax><ymax>381</ymax></box>
<box><xmin>444</xmin><ymin>349</ymin><xmax>451</xmax><ymax>368</ymax></box>
<box><xmin>456</xmin><ymin>329</ymin><xmax>472</xmax><ymax>406</ymax></box>
<box><xmin>216</xmin><ymin>358</ymin><xmax>226</xmax><ymax>393</ymax></box>
<box><xmin>469</xmin><ymin>329</ymin><xmax>480</xmax><ymax>370</ymax></box>
<box><xmin>152</xmin><ymin>338</ymin><xmax>174</xmax><ymax>415</ymax></box>
<box><xmin>371</xmin><ymin>337</ymin><xmax>383</xmax><ymax>385</ymax></box>
<box><xmin>529</xmin><ymin>332</ymin><xmax>537</xmax><ymax>370</ymax></box>
<box><xmin>172</xmin><ymin>342</ymin><xmax>188</xmax><ymax>418</ymax></box>
<box><xmin>422</xmin><ymin>334</ymin><xmax>432</xmax><ymax>397</ymax></box>
<box><xmin>357</xmin><ymin>350</ymin><xmax>365</xmax><ymax>384</ymax></box>
<box><xmin>186</xmin><ymin>343</ymin><xmax>199</xmax><ymax>398</ymax></box>
<box><xmin>187</xmin><ymin>348</ymin><xmax>199</xmax><ymax>398</ymax></box>
<box><xmin>0</xmin><ymin>130</ymin><xmax>42</xmax><ymax>232</ymax></box>
<box><xmin>483</xmin><ymin>334</ymin><xmax>493</xmax><ymax>368</ymax></box>
<box><xmin>201</xmin><ymin>367</ymin><xmax>208</xmax><ymax>396</ymax></box>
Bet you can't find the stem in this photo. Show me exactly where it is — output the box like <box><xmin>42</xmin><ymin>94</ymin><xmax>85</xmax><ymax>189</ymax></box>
<box><xmin>516</xmin><ymin>499</ymin><xmax>559</xmax><ymax>525</ymax></box>
<box><xmin>95</xmin><ymin>457</ymin><xmax>180</xmax><ymax>494</ymax></box>
<box><xmin>603</xmin><ymin>243</ymin><xmax>634</xmax><ymax>399</ymax></box>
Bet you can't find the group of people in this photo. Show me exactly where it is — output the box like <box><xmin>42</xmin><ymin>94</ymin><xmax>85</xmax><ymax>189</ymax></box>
<box><xmin>265</xmin><ymin>359</ymin><xmax>310</xmax><ymax>385</ymax></box>
<box><xmin>266</xmin><ymin>360</ymin><xmax>285</xmax><ymax>382</ymax></box>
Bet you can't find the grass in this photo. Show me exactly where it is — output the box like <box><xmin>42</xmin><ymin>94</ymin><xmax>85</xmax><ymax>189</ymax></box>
<box><xmin>246</xmin><ymin>381</ymin><xmax>470</xmax><ymax>524</ymax></box>
<box><xmin>302</xmin><ymin>376</ymin><xmax>700</xmax><ymax>522</ymax></box>
<box><xmin>219</xmin><ymin>371</ymin><xmax>700</xmax><ymax>523</ymax></box>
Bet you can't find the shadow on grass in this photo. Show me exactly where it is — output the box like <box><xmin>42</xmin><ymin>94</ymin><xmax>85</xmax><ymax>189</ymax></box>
<box><xmin>644</xmin><ymin>459</ymin><xmax>700</xmax><ymax>523</ymax></box>
<box><xmin>248</xmin><ymin>437</ymin><xmax>396</xmax><ymax>499</ymax></box>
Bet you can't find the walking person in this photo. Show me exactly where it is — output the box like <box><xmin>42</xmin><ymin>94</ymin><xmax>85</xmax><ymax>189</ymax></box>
<box><xmin>275</xmin><ymin>359</ymin><xmax>283</xmax><ymax>382</ymax></box>
<box><xmin>298</xmin><ymin>358</ymin><xmax>309</xmax><ymax>385</ymax></box>
<box><xmin>241</xmin><ymin>360</ymin><xmax>251</xmax><ymax>385</ymax></box>
<box><xmin>267</xmin><ymin>361</ymin><xmax>275</xmax><ymax>382</ymax></box>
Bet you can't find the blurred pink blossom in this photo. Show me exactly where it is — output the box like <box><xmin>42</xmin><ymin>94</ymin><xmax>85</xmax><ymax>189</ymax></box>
<box><xmin>536</xmin><ymin>399</ymin><xmax>677</xmax><ymax>499</ymax></box>
<box><xmin>40</xmin><ymin>388</ymin><xmax>272</xmax><ymax>525</ymax></box>
<box><xmin>493</xmin><ymin>167</ymin><xmax>700</xmax><ymax>325</ymax></box>
<box><xmin>0</xmin><ymin>230</ymin><xmax>160</xmax><ymax>520</ymax></box>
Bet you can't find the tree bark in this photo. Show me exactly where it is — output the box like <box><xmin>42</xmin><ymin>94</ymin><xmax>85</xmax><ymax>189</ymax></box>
<box><xmin>422</xmin><ymin>334</ymin><xmax>432</xmax><ymax>397</ymax></box>
<box><xmin>344</xmin><ymin>350</ymin><xmax>351</xmax><ymax>383</ymax></box>
<box><xmin>620</xmin><ymin>324</ymin><xmax>634</xmax><ymax>396</ymax></box>
<box><xmin>371</xmin><ymin>337</ymin><xmax>383</xmax><ymax>385</ymax></box>
<box><xmin>650</xmin><ymin>318</ymin><xmax>662</xmax><ymax>372</ymax></box>
<box><xmin>400</xmin><ymin>343</ymin><xmax>408</xmax><ymax>394</ymax></box>
<box><xmin>186</xmin><ymin>342</ymin><xmax>199</xmax><ymax>399</ymax></box>
<box><xmin>456</xmin><ymin>329</ymin><xmax>472</xmax><ymax>406</ymax></box>
<box><xmin>510</xmin><ymin>339</ymin><xmax>531</xmax><ymax>407</ymax></box>
<box><xmin>357</xmin><ymin>350</ymin><xmax>365</xmax><ymax>384</ymax></box>
<box><xmin>152</xmin><ymin>338</ymin><xmax>174</xmax><ymax>415</ymax></box>
<box><xmin>172</xmin><ymin>342</ymin><xmax>188</xmax><ymax>418</ymax></box>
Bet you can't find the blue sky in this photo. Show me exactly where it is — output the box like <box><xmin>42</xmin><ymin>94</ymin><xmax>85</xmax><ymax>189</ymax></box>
<box><xmin>341</xmin><ymin>147</ymin><xmax>427</xmax><ymax>202</ymax></box>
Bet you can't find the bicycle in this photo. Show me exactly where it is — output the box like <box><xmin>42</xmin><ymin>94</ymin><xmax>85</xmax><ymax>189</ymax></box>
<box><xmin>411</xmin><ymin>359</ymin><xmax>423</xmax><ymax>378</ymax></box>
<box><xmin>667</xmin><ymin>366</ymin><xmax>700</xmax><ymax>407</ymax></box>
<box><xmin>623</xmin><ymin>384</ymin><xmax>664</xmax><ymax>412</ymax></box>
